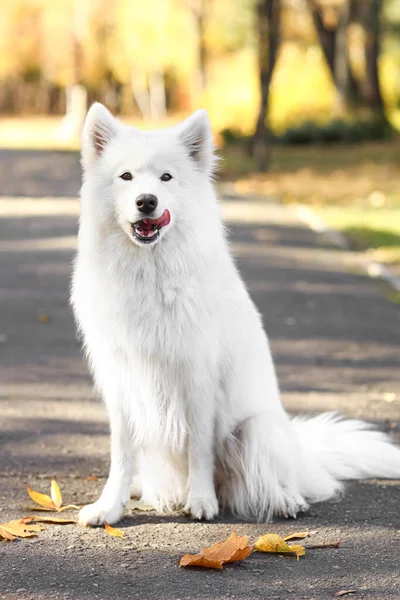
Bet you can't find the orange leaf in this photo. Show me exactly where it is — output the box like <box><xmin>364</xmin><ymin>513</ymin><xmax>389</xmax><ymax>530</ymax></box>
<box><xmin>180</xmin><ymin>531</ymin><xmax>252</xmax><ymax>569</ymax></box>
<box><xmin>0</xmin><ymin>527</ymin><xmax>16</xmax><ymax>541</ymax></box>
<box><xmin>26</xmin><ymin>485</ymin><xmax>56</xmax><ymax>510</ymax></box>
<box><xmin>50</xmin><ymin>479</ymin><xmax>63</xmax><ymax>509</ymax></box>
<box><xmin>27</xmin><ymin>516</ymin><xmax>77</xmax><ymax>524</ymax></box>
<box><xmin>284</xmin><ymin>531</ymin><xmax>311</xmax><ymax>541</ymax></box>
<box><xmin>0</xmin><ymin>518</ymin><xmax>45</xmax><ymax>539</ymax></box>
<box><xmin>104</xmin><ymin>522</ymin><xmax>124</xmax><ymax>537</ymax></box>
<box><xmin>87</xmin><ymin>476</ymin><xmax>98</xmax><ymax>481</ymax></box>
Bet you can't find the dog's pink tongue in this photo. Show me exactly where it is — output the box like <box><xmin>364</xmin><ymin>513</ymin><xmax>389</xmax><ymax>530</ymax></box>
<box><xmin>142</xmin><ymin>209</ymin><xmax>171</xmax><ymax>229</ymax></box>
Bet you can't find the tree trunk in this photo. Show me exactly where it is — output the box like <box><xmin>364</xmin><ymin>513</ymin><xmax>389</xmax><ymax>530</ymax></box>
<box><xmin>333</xmin><ymin>0</ymin><xmax>350</xmax><ymax>116</ymax></box>
<box><xmin>362</xmin><ymin>0</ymin><xmax>385</xmax><ymax>116</ymax></box>
<box><xmin>307</xmin><ymin>0</ymin><xmax>362</xmax><ymax>109</ymax></box>
<box><xmin>149</xmin><ymin>70</ymin><xmax>167</xmax><ymax>120</ymax></box>
<box><xmin>250</xmin><ymin>0</ymin><xmax>281</xmax><ymax>171</ymax></box>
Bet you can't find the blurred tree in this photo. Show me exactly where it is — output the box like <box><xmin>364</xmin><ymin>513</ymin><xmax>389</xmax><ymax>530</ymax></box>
<box><xmin>59</xmin><ymin>0</ymin><xmax>89</xmax><ymax>138</ymax></box>
<box><xmin>307</xmin><ymin>0</ymin><xmax>363</xmax><ymax>111</ymax></box>
<box><xmin>307</xmin><ymin>0</ymin><xmax>387</xmax><ymax>122</ymax></box>
<box><xmin>359</xmin><ymin>0</ymin><xmax>385</xmax><ymax>115</ymax></box>
<box><xmin>250</xmin><ymin>0</ymin><xmax>281</xmax><ymax>171</ymax></box>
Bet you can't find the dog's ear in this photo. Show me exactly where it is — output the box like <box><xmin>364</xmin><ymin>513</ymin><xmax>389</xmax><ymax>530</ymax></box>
<box><xmin>81</xmin><ymin>103</ymin><xmax>118</xmax><ymax>170</ymax></box>
<box><xmin>178</xmin><ymin>109</ymin><xmax>214</xmax><ymax>174</ymax></box>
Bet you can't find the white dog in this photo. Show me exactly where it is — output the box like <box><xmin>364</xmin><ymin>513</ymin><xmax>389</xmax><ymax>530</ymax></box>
<box><xmin>71</xmin><ymin>103</ymin><xmax>400</xmax><ymax>526</ymax></box>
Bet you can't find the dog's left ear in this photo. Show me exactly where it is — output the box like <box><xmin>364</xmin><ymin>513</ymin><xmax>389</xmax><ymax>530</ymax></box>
<box><xmin>177</xmin><ymin>110</ymin><xmax>214</xmax><ymax>174</ymax></box>
<box><xmin>81</xmin><ymin>103</ymin><xmax>119</xmax><ymax>171</ymax></box>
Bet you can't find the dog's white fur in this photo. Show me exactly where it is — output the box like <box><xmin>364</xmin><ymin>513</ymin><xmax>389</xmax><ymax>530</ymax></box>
<box><xmin>71</xmin><ymin>103</ymin><xmax>400</xmax><ymax>526</ymax></box>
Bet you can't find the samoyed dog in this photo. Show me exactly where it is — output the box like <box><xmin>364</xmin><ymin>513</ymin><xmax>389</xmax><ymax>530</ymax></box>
<box><xmin>72</xmin><ymin>103</ymin><xmax>400</xmax><ymax>526</ymax></box>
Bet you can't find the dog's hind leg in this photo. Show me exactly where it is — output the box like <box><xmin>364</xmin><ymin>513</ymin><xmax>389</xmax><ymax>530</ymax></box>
<box><xmin>217</xmin><ymin>414</ymin><xmax>308</xmax><ymax>522</ymax></box>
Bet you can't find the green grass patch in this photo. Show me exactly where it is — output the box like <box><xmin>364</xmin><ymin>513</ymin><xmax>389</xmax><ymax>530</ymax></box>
<box><xmin>313</xmin><ymin>206</ymin><xmax>400</xmax><ymax>266</ymax></box>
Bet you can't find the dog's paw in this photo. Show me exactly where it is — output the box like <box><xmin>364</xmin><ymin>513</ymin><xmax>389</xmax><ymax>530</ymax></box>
<box><xmin>184</xmin><ymin>494</ymin><xmax>219</xmax><ymax>521</ymax></box>
<box><xmin>78</xmin><ymin>500</ymin><xmax>124</xmax><ymax>527</ymax></box>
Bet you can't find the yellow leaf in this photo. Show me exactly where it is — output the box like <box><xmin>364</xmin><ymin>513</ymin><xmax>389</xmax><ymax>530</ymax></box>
<box><xmin>25</xmin><ymin>506</ymin><xmax>59</xmax><ymax>512</ymax></box>
<box><xmin>254</xmin><ymin>533</ymin><xmax>305</xmax><ymax>559</ymax></box>
<box><xmin>50</xmin><ymin>479</ymin><xmax>63</xmax><ymax>509</ymax></box>
<box><xmin>284</xmin><ymin>531</ymin><xmax>311</xmax><ymax>541</ymax></box>
<box><xmin>180</xmin><ymin>531</ymin><xmax>252</xmax><ymax>569</ymax></box>
<box><xmin>104</xmin><ymin>522</ymin><xmax>124</xmax><ymax>537</ymax></box>
<box><xmin>26</xmin><ymin>485</ymin><xmax>56</xmax><ymax>510</ymax></box>
<box><xmin>59</xmin><ymin>504</ymin><xmax>81</xmax><ymax>511</ymax></box>
<box><xmin>38</xmin><ymin>313</ymin><xmax>49</xmax><ymax>323</ymax></box>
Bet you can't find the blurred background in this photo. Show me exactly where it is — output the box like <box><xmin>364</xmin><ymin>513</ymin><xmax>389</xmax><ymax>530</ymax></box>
<box><xmin>1</xmin><ymin>0</ymin><xmax>400</xmax><ymax>273</ymax></box>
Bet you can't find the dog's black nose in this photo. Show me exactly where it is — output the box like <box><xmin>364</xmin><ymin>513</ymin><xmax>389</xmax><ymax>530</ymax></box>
<box><xmin>136</xmin><ymin>194</ymin><xmax>158</xmax><ymax>215</ymax></box>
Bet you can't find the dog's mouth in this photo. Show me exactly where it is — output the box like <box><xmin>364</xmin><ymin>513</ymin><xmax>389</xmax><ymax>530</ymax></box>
<box><xmin>130</xmin><ymin>209</ymin><xmax>171</xmax><ymax>244</ymax></box>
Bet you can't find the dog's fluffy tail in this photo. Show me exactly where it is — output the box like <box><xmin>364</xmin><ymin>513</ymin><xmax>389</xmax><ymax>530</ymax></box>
<box><xmin>292</xmin><ymin>412</ymin><xmax>400</xmax><ymax>503</ymax></box>
<box><xmin>219</xmin><ymin>411</ymin><xmax>400</xmax><ymax>522</ymax></box>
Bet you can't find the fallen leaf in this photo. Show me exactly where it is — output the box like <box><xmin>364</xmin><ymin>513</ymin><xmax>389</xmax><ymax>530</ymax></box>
<box><xmin>284</xmin><ymin>531</ymin><xmax>311</xmax><ymax>541</ymax></box>
<box><xmin>87</xmin><ymin>476</ymin><xmax>99</xmax><ymax>481</ymax></box>
<box><xmin>38</xmin><ymin>313</ymin><xmax>49</xmax><ymax>323</ymax></box>
<box><xmin>104</xmin><ymin>522</ymin><xmax>124</xmax><ymax>537</ymax></box>
<box><xmin>26</xmin><ymin>481</ymin><xmax>80</xmax><ymax>512</ymax></box>
<box><xmin>26</xmin><ymin>485</ymin><xmax>56</xmax><ymax>510</ymax></box>
<box><xmin>180</xmin><ymin>531</ymin><xmax>252</xmax><ymax>569</ymax></box>
<box><xmin>25</xmin><ymin>506</ymin><xmax>58</xmax><ymax>512</ymax></box>
<box><xmin>334</xmin><ymin>591</ymin><xmax>356</xmax><ymax>598</ymax></box>
<box><xmin>0</xmin><ymin>527</ymin><xmax>15</xmax><ymax>541</ymax></box>
<box><xmin>254</xmin><ymin>533</ymin><xmax>305</xmax><ymax>559</ymax></box>
<box><xmin>51</xmin><ymin>479</ymin><xmax>62</xmax><ymax>509</ymax></box>
<box><xmin>0</xmin><ymin>518</ymin><xmax>45</xmax><ymax>541</ymax></box>
<box><xmin>308</xmin><ymin>541</ymin><xmax>340</xmax><ymax>549</ymax></box>
<box><xmin>27</xmin><ymin>516</ymin><xmax>77</xmax><ymax>524</ymax></box>
<box><xmin>126</xmin><ymin>499</ymin><xmax>155</xmax><ymax>512</ymax></box>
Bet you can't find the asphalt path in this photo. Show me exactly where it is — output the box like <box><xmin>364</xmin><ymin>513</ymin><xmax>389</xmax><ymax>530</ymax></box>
<box><xmin>0</xmin><ymin>150</ymin><xmax>399</xmax><ymax>600</ymax></box>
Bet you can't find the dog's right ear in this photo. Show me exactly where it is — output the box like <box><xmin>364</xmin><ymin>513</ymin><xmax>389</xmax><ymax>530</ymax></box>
<box><xmin>81</xmin><ymin>103</ymin><xmax>118</xmax><ymax>170</ymax></box>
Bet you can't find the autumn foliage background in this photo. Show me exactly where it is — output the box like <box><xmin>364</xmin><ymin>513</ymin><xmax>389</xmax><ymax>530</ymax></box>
<box><xmin>1</xmin><ymin>0</ymin><xmax>400</xmax><ymax>135</ymax></box>
<box><xmin>1</xmin><ymin>0</ymin><xmax>400</xmax><ymax>272</ymax></box>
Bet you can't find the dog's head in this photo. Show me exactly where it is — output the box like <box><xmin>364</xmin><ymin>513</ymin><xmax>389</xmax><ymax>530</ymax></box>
<box><xmin>81</xmin><ymin>103</ymin><xmax>215</xmax><ymax>248</ymax></box>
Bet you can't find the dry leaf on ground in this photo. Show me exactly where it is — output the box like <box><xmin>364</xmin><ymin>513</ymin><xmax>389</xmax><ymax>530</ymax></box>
<box><xmin>308</xmin><ymin>541</ymin><xmax>340</xmax><ymax>549</ymax></box>
<box><xmin>26</xmin><ymin>481</ymin><xmax>80</xmax><ymax>512</ymax></box>
<box><xmin>284</xmin><ymin>531</ymin><xmax>311</xmax><ymax>541</ymax></box>
<box><xmin>50</xmin><ymin>479</ymin><xmax>62</xmax><ymax>509</ymax></box>
<box><xmin>104</xmin><ymin>522</ymin><xmax>124</xmax><ymax>537</ymax></box>
<box><xmin>180</xmin><ymin>531</ymin><xmax>252</xmax><ymax>569</ymax></box>
<box><xmin>28</xmin><ymin>516</ymin><xmax>77</xmax><ymax>524</ymax></box>
<box><xmin>254</xmin><ymin>533</ymin><xmax>305</xmax><ymax>559</ymax></box>
<box><xmin>334</xmin><ymin>591</ymin><xmax>356</xmax><ymax>598</ymax></box>
<box><xmin>0</xmin><ymin>517</ymin><xmax>45</xmax><ymax>541</ymax></box>
<box><xmin>87</xmin><ymin>476</ymin><xmax>99</xmax><ymax>481</ymax></box>
<box><xmin>126</xmin><ymin>499</ymin><xmax>155</xmax><ymax>512</ymax></box>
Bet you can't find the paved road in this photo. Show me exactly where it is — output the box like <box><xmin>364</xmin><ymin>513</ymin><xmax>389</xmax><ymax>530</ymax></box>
<box><xmin>0</xmin><ymin>150</ymin><xmax>400</xmax><ymax>600</ymax></box>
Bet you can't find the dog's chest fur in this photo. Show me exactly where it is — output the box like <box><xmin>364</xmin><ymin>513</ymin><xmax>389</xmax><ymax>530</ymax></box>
<box><xmin>74</xmin><ymin>235</ymin><xmax>217</xmax><ymax>448</ymax></box>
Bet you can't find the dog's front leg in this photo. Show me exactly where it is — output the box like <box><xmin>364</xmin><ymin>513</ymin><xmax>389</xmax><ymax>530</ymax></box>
<box><xmin>79</xmin><ymin>404</ymin><xmax>133</xmax><ymax>526</ymax></box>
<box><xmin>184</xmin><ymin>399</ymin><xmax>219</xmax><ymax>520</ymax></box>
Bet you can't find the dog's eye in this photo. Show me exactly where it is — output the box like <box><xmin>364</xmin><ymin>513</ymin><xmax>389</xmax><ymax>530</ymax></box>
<box><xmin>120</xmin><ymin>172</ymin><xmax>133</xmax><ymax>181</ymax></box>
<box><xmin>160</xmin><ymin>173</ymin><xmax>172</xmax><ymax>182</ymax></box>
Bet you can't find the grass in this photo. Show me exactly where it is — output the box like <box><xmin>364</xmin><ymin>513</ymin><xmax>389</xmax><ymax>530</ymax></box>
<box><xmin>221</xmin><ymin>139</ymin><xmax>400</xmax><ymax>270</ymax></box>
<box><xmin>312</xmin><ymin>206</ymin><xmax>400</xmax><ymax>268</ymax></box>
